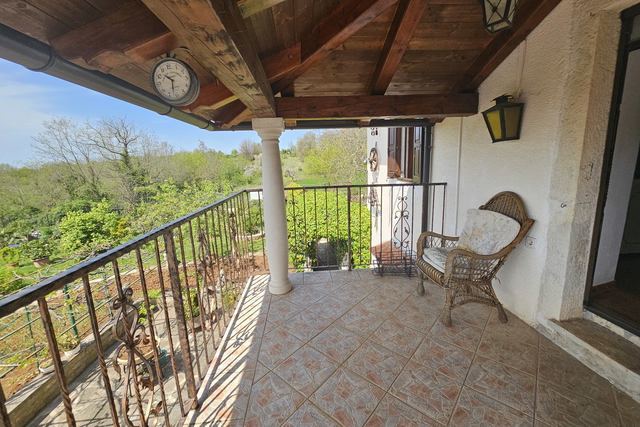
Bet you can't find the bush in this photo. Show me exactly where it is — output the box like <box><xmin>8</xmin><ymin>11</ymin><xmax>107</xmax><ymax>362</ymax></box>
<box><xmin>58</xmin><ymin>200</ymin><xmax>127</xmax><ymax>253</ymax></box>
<box><xmin>0</xmin><ymin>247</ymin><xmax>20</xmax><ymax>264</ymax></box>
<box><xmin>20</xmin><ymin>239</ymin><xmax>54</xmax><ymax>260</ymax></box>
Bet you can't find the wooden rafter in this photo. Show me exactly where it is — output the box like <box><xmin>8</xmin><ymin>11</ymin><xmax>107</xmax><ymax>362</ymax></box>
<box><xmin>237</xmin><ymin>0</ymin><xmax>287</xmax><ymax>17</ymax></box>
<box><xmin>451</xmin><ymin>0</ymin><xmax>563</xmax><ymax>93</ymax></box>
<box><xmin>275</xmin><ymin>93</ymin><xmax>478</xmax><ymax>119</ymax></box>
<box><xmin>215</xmin><ymin>99</ymin><xmax>254</xmax><ymax>129</ymax></box>
<box><xmin>368</xmin><ymin>0</ymin><xmax>429</xmax><ymax>95</ymax></box>
<box><xmin>272</xmin><ymin>0</ymin><xmax>399</xmax><ymax>94</ymax></box>
<box><xmin>49</xmin><ymin>2</ymin><xmax>178</xmax><ymax>71</ymax></box>
<box><xmin>142</xmin><ymin>0</ymin><xmax>276</xmax><ymax>117</ymax></box>
<box><xmin>181</xmin><ymin>43</ymin><xmax>301</xmax><ymax>116</ymax></box>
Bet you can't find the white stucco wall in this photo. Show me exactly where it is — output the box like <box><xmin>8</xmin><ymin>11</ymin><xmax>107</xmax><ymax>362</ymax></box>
<box><xmin>430</xmin><ymin>0</ymin><xmax>638</xmax><ymax>324</ymax></box>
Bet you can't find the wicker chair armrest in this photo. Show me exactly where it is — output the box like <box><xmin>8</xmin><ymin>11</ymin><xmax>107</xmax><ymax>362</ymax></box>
<box><xmin>416</xmin><ymin>232</ymin><xmax>459</xmax><ymax>257</ymax></box>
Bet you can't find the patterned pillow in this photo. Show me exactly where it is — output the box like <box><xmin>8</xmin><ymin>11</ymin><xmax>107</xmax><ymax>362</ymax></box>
<box><xmin>457</xmin><ymin>209</ymin><xmax>520</xmax><ymax>255</ymax></box>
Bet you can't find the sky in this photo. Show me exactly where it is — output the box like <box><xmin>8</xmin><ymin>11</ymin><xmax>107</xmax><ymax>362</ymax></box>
<box><xmin>0</xmin><ymin>59</ymin><xmax>311</xmax><ymax>166</ymax></box>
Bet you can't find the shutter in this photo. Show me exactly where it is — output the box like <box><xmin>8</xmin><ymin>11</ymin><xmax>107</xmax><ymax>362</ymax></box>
<box><xmin>387</xmin><ymin>128</ymin><xmax>402</xmax><ymax>178</ymax></box>
<box><xmin>413</xmin><ymin>127</ymin><xmax>423</xmax><ymax>182</ymax></box>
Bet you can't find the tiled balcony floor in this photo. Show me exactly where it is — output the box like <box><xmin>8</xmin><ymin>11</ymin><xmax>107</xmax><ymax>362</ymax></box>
<box><xmin>186</xmin><ymin>270</ymin><xmax>640</xmax><ymax>427</ymax></box>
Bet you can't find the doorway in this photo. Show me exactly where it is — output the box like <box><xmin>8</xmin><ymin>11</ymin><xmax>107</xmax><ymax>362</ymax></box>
<box><xmin>587</xmin><ymin>8</ymin><xmax>640</xmax><ymax>334</ymax></box>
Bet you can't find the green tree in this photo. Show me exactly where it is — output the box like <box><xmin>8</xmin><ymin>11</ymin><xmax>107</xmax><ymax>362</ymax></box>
<box><xmin>304</xmin><ymin>129</ymin><xmax>367</xmax><ymax>184</ymax></box>
<box><xmin>291</xmin><ymin>131</ymin><xmax>318</xmax><ymax>161</ymax></box>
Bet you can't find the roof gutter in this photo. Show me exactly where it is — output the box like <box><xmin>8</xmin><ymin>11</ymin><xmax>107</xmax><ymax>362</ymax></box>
<box><xmin>0</xmin><ymin>23</ymin><xmax>215</xmax><ymax>131</ymax></box>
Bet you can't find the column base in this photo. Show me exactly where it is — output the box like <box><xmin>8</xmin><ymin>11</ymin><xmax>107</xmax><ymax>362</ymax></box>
<box><xmin>269</xmin><ymin>276</ymin><xmax>292</xmax><ymax>295</ymax></box>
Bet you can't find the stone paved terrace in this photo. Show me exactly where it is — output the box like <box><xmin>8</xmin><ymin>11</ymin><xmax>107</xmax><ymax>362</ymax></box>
<box><xmin>185</xmin><ymin>270</ymin><xmax>640</xmax><ymax>427</ymax></box>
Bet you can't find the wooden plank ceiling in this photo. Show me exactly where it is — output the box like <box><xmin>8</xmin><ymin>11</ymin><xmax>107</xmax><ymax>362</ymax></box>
<box><xmin>0</xmin><ymin>0</ymin><xmax>562</xmax><ymax>129</ymax></box>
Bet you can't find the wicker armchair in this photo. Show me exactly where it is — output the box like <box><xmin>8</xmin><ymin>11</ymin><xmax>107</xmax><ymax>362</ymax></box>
<box><xmin>416</xmin><ymin>192</ymin><xmax>534</xmax><ymax>326</ymax></box>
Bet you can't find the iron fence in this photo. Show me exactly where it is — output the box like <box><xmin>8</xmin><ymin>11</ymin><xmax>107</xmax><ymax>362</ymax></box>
<box><xmin>0</xmin><ymin>182</ymin><xmax>446</xmax><ymax>427</ymax></box>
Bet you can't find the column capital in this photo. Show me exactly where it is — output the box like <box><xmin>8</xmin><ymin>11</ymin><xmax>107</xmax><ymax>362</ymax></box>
<box><xmin>252</xmin><ymin>118</ymin><xmax>285</xmax><ymax>141</ymax></box>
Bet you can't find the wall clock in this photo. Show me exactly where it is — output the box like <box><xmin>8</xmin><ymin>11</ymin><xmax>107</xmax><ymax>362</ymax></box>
<box><xmin>150</xmin><ymin>57</ymin><xmax>200</xmax><ymax>106</ymax></box>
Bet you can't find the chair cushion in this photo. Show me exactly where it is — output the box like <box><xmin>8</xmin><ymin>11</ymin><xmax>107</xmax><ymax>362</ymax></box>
<box><xmin>457</xmin><ymin>209</ymin><xmax>520</xmax><ymax>255</ymax></box>
<box><xmin>422</xmin><ymin>247</ymin><xmax>454</xmax><ymax>272</ymax></box>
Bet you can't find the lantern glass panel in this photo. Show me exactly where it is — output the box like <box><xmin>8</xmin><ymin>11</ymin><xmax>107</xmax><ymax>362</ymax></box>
<box><xmin>503</xmin><ymin>105</ymin><xmax>522</xmax><ymax>138</ymax></box>
<box><xmin>485</xmin><ymin>109</ymin><xmax>502</xmax><ymax>140</ymax></box>
<box><xmin>631</xmin><ymin>15</ymin><xmax>640</xmax><ymax>42</ymax></box>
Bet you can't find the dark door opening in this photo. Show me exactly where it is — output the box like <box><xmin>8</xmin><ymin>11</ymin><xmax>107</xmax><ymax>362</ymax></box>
<box><xmin>587</xmin><ymin>7</ymin><xmax>640</xmax><ymax>335</ymax></box>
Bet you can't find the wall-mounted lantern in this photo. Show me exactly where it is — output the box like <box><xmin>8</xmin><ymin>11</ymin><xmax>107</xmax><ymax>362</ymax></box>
<box><xmin>481</xmin><ymin>95</ymin><xmax>524</xmax><ymax>142</ymax></box>
<box><xmin>479</xmin><ymin>0</ymin><xmax>520</xmax><ymax>34</ymax></box>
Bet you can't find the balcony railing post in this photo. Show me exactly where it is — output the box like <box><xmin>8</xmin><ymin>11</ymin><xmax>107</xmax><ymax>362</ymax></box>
<box><xmin>37</xmin><ymin>297</ymin><xmax>76</xmax><ymax>427</ymax></box>
<box><xmin>163</xmin><ymin>232</ymin><xmax>199</xmax><ymax>408</ymax></box>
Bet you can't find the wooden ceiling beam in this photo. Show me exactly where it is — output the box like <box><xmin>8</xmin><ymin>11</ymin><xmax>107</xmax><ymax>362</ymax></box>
<box><xmin>275</xmin><ymin>93</ymin><xmax>478</xmax><ymax>119</ymax></box>
<box><xmin>452</xmin><ymin>0</ymin><xmax>563</xmax><ymax>93</ymax></box>
<box><xmin>272</xmin><ymin>0</ymin><xmax>399</xmax><ymax>94</ymax></box>
<box><xmin>50</xmin><ymin>2</ymin><xmax>179</xmax><ymax>72</ymax></box>
<box><xmin>368</xmin><ymin>0</ymin><xmax>429</xmax><ymax>95</ymax></box>
<box><xmin>215</xmin><ymin>99</ymin><xmax>254</xmax><ymax>129</ymax></box>
<box><xmin>180</xmin><ymin>43</ymin><xmax>300</xmax><ymax>113</ymax></box>
<box><xmin>142</xmin><ymin>0</ymin><xmax>276</xmax><ymax>117</ymax></box>
<box><xmin>237</xmin><ymin>0</ymin><xmax>287</xmax><ymax>18</ymax></box>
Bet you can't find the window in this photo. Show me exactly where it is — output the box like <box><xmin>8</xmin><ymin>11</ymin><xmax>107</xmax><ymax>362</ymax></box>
<box><xmin>387</xmin><ymin>127</ymin><xmax>428</xmax><ymax>182</ymax></box>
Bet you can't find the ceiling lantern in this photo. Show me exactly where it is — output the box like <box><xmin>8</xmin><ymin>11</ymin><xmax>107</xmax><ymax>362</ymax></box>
<box><xmin>479</xmin><ymin>0</ymin><xmax>520</xmax><ymax>34</ymax></box>
<box><xmin>481</xmin><ymin>95</ymin><xmax>524</xmax><ymax>142</ymax></box>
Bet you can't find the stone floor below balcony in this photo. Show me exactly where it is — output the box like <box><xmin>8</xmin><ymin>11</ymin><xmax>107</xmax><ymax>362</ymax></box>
<box><xmin>185</xmin><ymin>270</ymin><xmax>640</xmax><ymax>427</ymax></box>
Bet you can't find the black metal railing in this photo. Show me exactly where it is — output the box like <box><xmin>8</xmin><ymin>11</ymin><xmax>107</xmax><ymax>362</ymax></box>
<box><xmin>0</xmin><ymin>190</ymin><xmax>258</xmax><ymax>427</ymax></box>
<box><xmin>0</xmin><ymin>182</ymin><xmax>446</xmax><ymax>427</ymax></box>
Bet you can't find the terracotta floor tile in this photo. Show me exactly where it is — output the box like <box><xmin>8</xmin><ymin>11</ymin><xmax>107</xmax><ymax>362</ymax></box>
<box><xmin>373</xmin><ymin>282</ymin><xmax>414</xmax><ymax>302</ymax></box>
<box><xmin>272</xmin><ymin>345</ymin><xmax>340</xmax><ymax>396</ymax></box>
<box><xmin>307</xmin><ymin>295</ymin><xmax>355</xmax><ymax>321</ymax></box>
<box><xmin>390</xmin><ymin>360</ymin><xmax>463</xmax><ymax>425</ymax></box>
<box><xmin>332</xmin><ymin>285</ymin><xmax>372</xmax><ymax>304</ymax></box>
<box><xmin>267</xmin><ymin>298</ymin><xmax>304</xmax><ymax>326</ymax></box>
<box><xmin>282</xmin><ymin>401</ymin><xmax>340</xmax><ymax>427</ymax></box>
<box><xmin>195</xmin><ymin>370</ymin><xmax>253</xmax><ymax>422</ymax></box>
<box><xmin>254</xmin><ymin>361</ymin><xmax>270</xmax><ymax>384</ymax></box>
<box><xmin>388</xmin><ymin>298</ymin><xmax>441</xmax><ymax>334</ymax></box>
<box><xmin>330</xmin><ymin>270</ymin><xmax>362</xmax><ymax>284</ymax></box>
<box><xmin>258</xmin><ymin>328</ymin><xmax>304</xmax><ymax>369</ymax></box>
<box><xmin>447</xmin><ymin>303</ymin><xmax>492</xmax><ymax>329</ymax></box>
<box><xmin>336</xmin><ymin>304</ymin><xmax>386</xmax><ymax>338</ymax></box>
<box><xmin>427</xmin><ymin>320</ymin><xmax>483</xmax><ymax>353</ymax></box>
<box><xmin>345</xmin><ymin>340</ymin><xmax>408</xmax><ymax>390</ymax></box>
<box><xmin>281</xmin><ymin>287</ymin><xmax>327</xmax><ymax>308</ymax></box>
<box><xmin>449</xmin><ymin>387</ymin><xmax>533</xmax><ymax>426</ymax></box>
<box><xmin>363</xmin><ymin>393</ymin><xmax>442</xmax><ymax>427</ymax></box>
<box><xmin>307</xmin><ymin>280</ymin><xmax>343</xmax><ymax>294</ymax></box>
<box><xmin>311</xmin><ymin>367</ymin><xmax>385</xmax><ymax>427</ymax></box>
<box><xmin>280</xmin><ymin>310</ymin><xmax>334</xmax><ymax>342</ymax></box>
<box><xmin>538</xmin><ymin>341</ymin><xmax>615</xmax><ymax>406</ymax></box>
<box><xmin>411</xmin><ymin>337</ymin><xmax>474</xmax><ymax>384</ymax></box>
<box><xmin>484</xmin><ymin>309</ymin><xmax>540</xmax><ymax>347</ymax></box>
<box><xmin>359</xmin><ymin>292</ymin><xmax>404</xmax><ymax>317</ymax></box>
<box><xmin>370</xmin><ymin>317</ymin><xmax>426</xmax><ymax>358</ymax></box>
<box><xmin>311</xmin><ymin>324</ymin><xmax>366</xmax><ymax>363</ymax></box>
<box><xmin>614</xmin><ymin>388</ymin><xmax>640</xmax><ymax>427</ymax></box>
<box><xmin>476</xmin><ymin>329</ymin><xmax>538</xmax><ymax>376</ymax></box>
<box><xmin>304</xmin><ymin>271</ymin><xmax>334</xmax><ymax>284</ymax></box>
<box><xmin>536</xmin><ymin>381</ymin><xmax>621</xmax><ymax>427</ymax></box>
<box><xmin>465</xmin><ymin>355</ymin><xmax>536</xmax><ymax>416</ymax></box>
<box><xmin>244</xmin><ymin>371</ymin><xmax>305</xmax><ymax>427</ymax></box>
<box><xmin>289</xmin><ymin>272</ymin><xmax>305</xmax><ymax>287</ymax></box>
<box><xmin>217</xmin><ymin>336</ymin><xmax>262</xmax><ymax>373</ymax></box>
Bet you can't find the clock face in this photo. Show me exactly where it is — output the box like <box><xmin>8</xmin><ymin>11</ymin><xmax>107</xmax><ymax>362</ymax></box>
<box><xmin>151</xmin><ymin>58</ymin><xmax>200</xmax><ymax>106</ymax></box>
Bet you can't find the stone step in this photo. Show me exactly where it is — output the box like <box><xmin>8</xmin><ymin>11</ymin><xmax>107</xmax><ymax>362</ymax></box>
<box><xmin>544</xmin><ymin>316</ymin><xmax>640</xmax><ymax>403</ymax></box>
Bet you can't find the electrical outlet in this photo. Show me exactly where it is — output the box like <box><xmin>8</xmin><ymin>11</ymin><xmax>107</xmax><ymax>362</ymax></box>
<box><xmin>525</xmin><ymin>236</ymin><xmax>536</xmax><ymax>248</ymax></box>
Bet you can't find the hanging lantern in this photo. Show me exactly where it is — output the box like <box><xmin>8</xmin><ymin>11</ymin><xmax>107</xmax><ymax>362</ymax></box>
<box><xmin>479</xmin><ymin>0</ymin><xmax>520</xmax><ymax>34</ymax></box>
<box><xmin>481</xmin><ymin>95</ymin><xmax>524</xmax><ymax>142</ymax></box>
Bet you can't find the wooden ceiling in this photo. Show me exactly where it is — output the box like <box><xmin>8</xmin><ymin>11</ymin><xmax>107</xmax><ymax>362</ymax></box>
<box><xmin>0</xmin><ymin>0</ymin><xmax>562</xmax><ymax>129</ymax></box>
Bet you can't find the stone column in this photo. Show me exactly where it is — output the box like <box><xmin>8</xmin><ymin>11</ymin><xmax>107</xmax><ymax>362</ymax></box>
<box><xmin>252</xmin><ymin>118</ymin><xmax>292</xmax><ymax>295</ymax></box>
